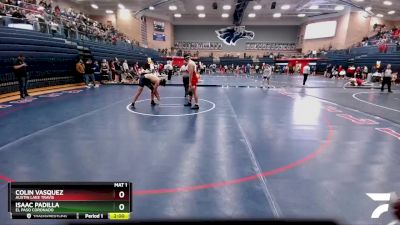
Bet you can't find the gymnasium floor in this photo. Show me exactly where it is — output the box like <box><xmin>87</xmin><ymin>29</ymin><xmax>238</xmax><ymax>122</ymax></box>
<box><xmin>0</xmin><ymin>74</ymin><xmax>399</xmax><ymax>225</ymax></box>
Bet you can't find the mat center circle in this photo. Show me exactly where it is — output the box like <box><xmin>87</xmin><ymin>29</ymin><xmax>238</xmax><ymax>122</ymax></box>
<box><xmin>126</xmin><ymin>97</ymin><xmax>216</xmax><ymax>117</ymax></box>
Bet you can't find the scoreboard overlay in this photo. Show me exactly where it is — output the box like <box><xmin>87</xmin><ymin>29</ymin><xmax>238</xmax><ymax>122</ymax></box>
<box><xmin>8</xmin><ymin>182</ymin><xmax>132</xmax><ymax>220</ymax></box>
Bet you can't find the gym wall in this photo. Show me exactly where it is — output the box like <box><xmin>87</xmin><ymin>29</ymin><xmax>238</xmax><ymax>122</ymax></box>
<box><xmin>299</xmin><ymin>12</ymin><xmax>400</xmax><ymax>53</ymax></box>
<box><xmin>174</xmin><ymin>25</ymin><xmax>300</xmax><ymax>56</ymax></box>
<box><xmin>145</xmin><ymin>17</ymin><xmax>174</xmax><ymax>50</ymax></box>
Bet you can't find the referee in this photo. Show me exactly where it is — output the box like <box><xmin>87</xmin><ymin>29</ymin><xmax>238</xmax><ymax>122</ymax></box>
<box><xmin>381</xmin><ymin>64</ymin><xmax>393</xmax><ymax>93</ymax></box>
<box><xmin>302</xmin><ymin>64</ymin><xmax>311</xmax><ymax>86</ymax></box>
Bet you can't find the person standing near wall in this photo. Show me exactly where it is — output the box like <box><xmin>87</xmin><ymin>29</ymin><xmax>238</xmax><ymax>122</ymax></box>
<box><xmin>381</xmin><ymin>64</ymin><xmax>393</xmax><ymax>93</ymax></box>
<box><xmin>13</xmin><ymin>54</ymin><xmax>29</xmax><ymax>99</ymax></box>
<box><xmin>113</xmin><ymin>58</ymin><xmax>122</xmax><ymax>83</ymax></box>
<box><xmin>76</xmin><ymin>59</ymin><xmax>85</xmax><ymax>84</ymax></box>
<box><xmin>101</xmin><ymin>59</ymin><xmax>112</xmax><ymax>81</ymax></box>
<box><xmin>302</xmin><ymin>64</ymin><xmax>311</xmax><ymax>86</ymax></box>
<box><xmin>246</xmin><ymin>63</ymin><xmax>251</xmax><ymax>77</ymax></box>
<box><xmin>165</xmin><ymin>61</ymin><xmax>173</xmax><ymax>80</ymax></box>
<box><xmin>84</xmin><ymin>59</ymin><xmax>97</xmax><ymax>88</ymax></box>
<box><xmin>184</xmin><ymin>55</ymin><xmax>200</xmax><ymax>110</ymax></box>
<box><xmin>181</xmin><ymin>63</ymin><xmax>189</xmax><ymax>97</ymax></box>
<box><xmin>93</xmin><ymin>60</ymin><xmax>100</xmax><ymax>81</ymax></box>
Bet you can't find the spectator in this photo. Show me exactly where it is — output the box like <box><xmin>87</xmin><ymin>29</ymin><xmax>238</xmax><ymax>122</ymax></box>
<box><xmin>362</xmin><ymin>66</ymin><xmax>368</xmax><ymax>79</ymax></box>
<box><xmin>75</xmin><ymin>59</ymin><xmax>85</xmax><ymax>84</ymax></box>
<box><xmin>331</xmin><ymin>67</ymin><xmax>338</xmax><ymax>79</ymax></box>
<box><xmin>122</xmin><ymin>59</ymin><xmax>129</xmax><ymax>73</ymax></box>
<box><xmin>392</xmin><ymin>71</ymin><xmax>398</xmax><ymax>86</ymax></box>
<box><xmin>325</xmin><ymin>64</ymin><xmax>333</xmax><ymax>78</ymax></box>
<box><xmin>246</xmin><ymin>63</ymin><xmax>251</xmax><ymax>76</ymax></box>
<box><xmin>165</xmin><ymin>61</ymin><xmax>173</xmax><ymax>80</ymax></box>
<box><xmin>92</xmin><ymin>60</ymin><xmax>100</xmax><ymax>80</ymax></box>
<box><xmin>84</xmin><ymin>58</ymin><xmax>97</xmax><ymax>88</ymax></box>
<box><xmin>113</xmin><ymin>58</ymin><xmax>122</xmax><ymax>83</ymax></box>
<box><xmin>100</xmin><ymin>59</ymin><xmax>112</xmax><ymax>81</ymax></box>
<box><xmin>121</xmin><ymin>59</ymin><xmax>130</xmax><ymax>82</ymax></box>
<box><xmin>255</xmin><ymin>64</ymin><xmax>260</xmax><ymax>74</ymax></box>
<box><xmin>381</xmin><ymin>64</ymin><xmax>393</xmax><ymax>93</ymax></box>
<box><xmin>133</xmin><ymin>62</ymin><xmax>139</xmax><ymax>76</ymax></box>
<box><xmin>355</xmin><ymin>66</ymin><xmax>362</xmax><ymax>79</ymax></box>
<box><xmin>12</xmin><ymin>8</ymin><xmax>25</xmax><ymax>19</ymax></box>
<box><xmin>13</xmin><ymin>54</ymin><xmax>29</xmax><ymax>99</ymax></box>
<box><xmin>339</xmin><ymin>68</ymin><xmax>346</xmax><ymax>79</ymax></box>
<box><xmin>49</xmin><ymin>20</ymin><xmax>59</xmax><ymax>36</ymax></box>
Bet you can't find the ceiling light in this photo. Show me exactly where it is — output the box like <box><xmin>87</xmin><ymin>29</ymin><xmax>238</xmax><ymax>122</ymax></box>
<box><xmin>174</xmin><ymin>13</ymin><xmax>181</xmax><ymax>18</ymax></box>
<box><xmin>365</xmin><ymin>6</ymin><xmax>372</xmax><ymax>11</ymax></box>
<box><xmin>222</xmin><ymin>13</ymin><xmax>229</xmax><ymax>18</ymax></box>
<box><xmin>149</xmin><ymin>6</ymin><xmax>154</xmax><ymax>10</ymax></box>
<box><xmin>309</xmin><ymin>5</ymin><xmax>319</xmax><ymax>10</ymax></box>
<box><xmin>360</xmin><ymin>11</ymin><xmax>369</xmax><ymax>17</ymax></box>
<box><xmin>105</xmin><ymin>10</ymin><xmax>114</xmax><ymax>14</ymax></box>
<box><xmin>281</xmin><ymin>4</ymin><xmax>290</xmax><ymax>10</ymax></box>
<box><xmin>169</xmin><ymin>5</ymin><xmax>177</xmax><ymax>11</ymax></box>
<box><xmin>376</xmin><ymin>14</ymin><xmax>384</xmax><ymax>17</ymax></box>
<box><xmin>222</xmin><ymin>5</ymin><xmax>231</xmax><ymax>10</ymax></box>
<box><xmin>91</xmin><ymin>4</ymin><xmax>98</xmax><ymax>9</ymax></box>
<box><xmin>120</xmin><ymin>8</ymin><xmax>130</xmax><ymax>13</ymax></box>
<box><xmin>198</xmin><ymin>13</ymin><xmax>206</xmax><ymax>18</ymax></box>
<box><xmin>388</xmin><ymin>10</ymin><xmax>395</xmax><ymax>15</ymax></box>
<box><xmin>196</xmin><ymin>5</ymin><xmax>204</xmax><ymax>11</ymax></box>
<box><xmin>273</xmin><ymin>13</ymin><xmax>282</xmax><ymax>18</ymax></box>
<box><xmin>298</xmin><ymin>13</ymin><xmax>306</xmax><ymax>17</ymax></box>
<box><xmin>383</xmin><ymin>1</ymin><xmax>392</xmax><ymax>5</ymax></box>
<box><xmin>253</xmin><ymin>4</ymin><xmax>262</xmax><ymax>10</ymax></box>
<box><xmin>248</xmin><ymin>13</ymin><xmax>256</xmax><ymax>18</ymax></box>
<box><xmin>335</xmin><ymin>5</ymin><xmax>345</xmax><ymax>11</ymax></box>
<box><xmin>118</xmin><ymin>4</ymin><xmax>125</xmax><ymax>9</ymax></box>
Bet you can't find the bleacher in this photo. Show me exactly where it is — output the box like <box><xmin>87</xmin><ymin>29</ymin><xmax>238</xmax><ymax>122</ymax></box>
<box><xmin>0</xmin><ymin>25</ymin><xmax>162</xmax><ymax>94</ymax></box>
<box><xmin>0</xmin><ymin>27</ymin><xmax>79</xmax><ymax>94</ymax></box>
<box><xmin>354</xmin><ymin>52</ymin><xmax>400</xmax><ymax>71</ymax></box>
<box><xmin>77</xmin><ymin>39</ymin><xmax>163</xmax><ymax>65</ymax></box>
<box><xmin>257</xmin><ymin>57</ymin><xmax>275</xmax><ymax>65</ymax></box>
<box><xmin>320</xmin><ymin>24</ymin><xmax>399</xmax><ymax>70</ymax></box>
<box><xmin>219</xmin><ymin>57</ymin><xmax>253</xmax><ymax>66</ymax></box>
<box><xmin>198</xmin><ymin>57</ymin><xmax>213</xmax><ymax>66</ymax></box>
<box><xmin>319</xmin><ymin>53</ymin><xmax>351</xmax><ymax>67</ymax></box>
<box><xmin>321</xmin><ymin>43</ymin><xmax>400</xmax><ymax>72</ymax></box>
<box><xmin>79</xmin><ymin>41</ymin><xmax>145</xmax><ymax>64</ymax></box>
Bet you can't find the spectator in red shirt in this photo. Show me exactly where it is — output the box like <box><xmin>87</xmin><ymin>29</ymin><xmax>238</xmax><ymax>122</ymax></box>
<box><xmin>355</xmin><ymin>66</ymin><xmax>362</xmax><ymax>79</ymax></box>
<box><xmin>347</xmin><ymin>65</ymin><xmax>355</xmax><ymax>77</ymax></box>
<box><xmin>133</xmin><ymin>62</ymin><xmax>139</xmax><ymax>75</ymax></box>
<box><xmin>338</xmin><ymin>65</ymin><xmax>343</xmax><ymax>72</ymax></box>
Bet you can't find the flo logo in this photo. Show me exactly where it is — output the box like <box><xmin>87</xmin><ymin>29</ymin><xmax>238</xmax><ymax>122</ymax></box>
<box><xmin>367</xmin><ymin>193</ymin><xmax>392</xmax><ymax>218</ymax></box>
<box><xmin>367</xmin><ymin>192</ymin><xmax>398</xmax><ymax>221</ymax></box>
<box><xmin>215</xmin><ymin>26</ymin><xmax>254</xmax><ymax>46</ymax></box>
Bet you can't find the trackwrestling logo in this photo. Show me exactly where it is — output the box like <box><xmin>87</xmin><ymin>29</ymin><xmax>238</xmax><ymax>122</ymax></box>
<box><xmin>215</xmin><ymin>26</ymin><xmax>255</xmax><ymax>46</ymax></box>
<box><xmin>367</xmin><ymin>192</ymin><xmax>399</xmax><ymax>225</ymax></box>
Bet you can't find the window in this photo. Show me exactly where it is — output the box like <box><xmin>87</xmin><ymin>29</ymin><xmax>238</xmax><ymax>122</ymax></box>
<box><xmin>304</xmin><ymin>21</ymin><xmax>337</xmax><ymax>39</ymax></box>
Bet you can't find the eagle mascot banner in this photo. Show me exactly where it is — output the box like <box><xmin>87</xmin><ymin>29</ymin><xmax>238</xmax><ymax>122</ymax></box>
<box><xmin>215</xmin><ymin>26</ymin><xmax>255</xmax><ymax>46</ymax></box>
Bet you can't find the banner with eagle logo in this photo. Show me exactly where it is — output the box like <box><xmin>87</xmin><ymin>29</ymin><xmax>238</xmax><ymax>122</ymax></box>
<box><xmin>215</xmin><ymin>26</ymin><xmax>255</xmax><ymax>46</ymax></box>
